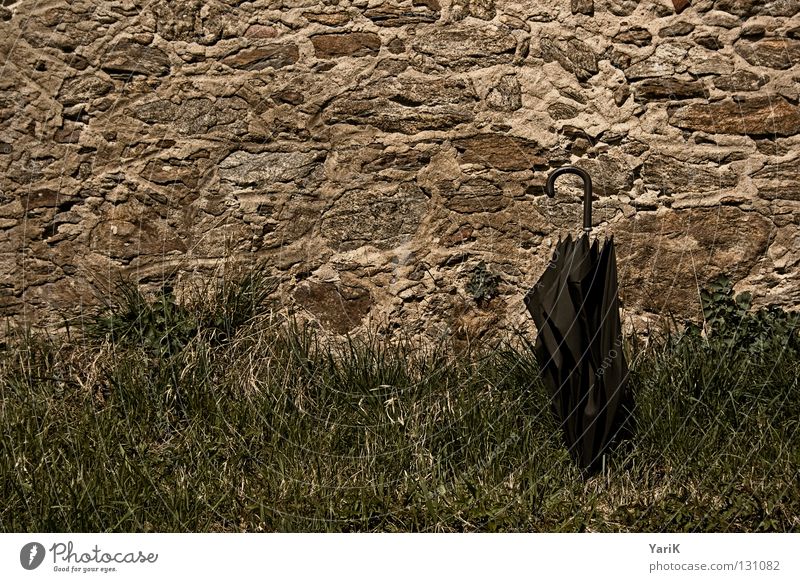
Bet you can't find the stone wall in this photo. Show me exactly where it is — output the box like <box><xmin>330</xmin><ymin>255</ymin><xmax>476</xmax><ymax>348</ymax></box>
<box><xmin>1</xmin><ymin>0</ymin><xmax>799</xmax><ymax>341</ymax></box>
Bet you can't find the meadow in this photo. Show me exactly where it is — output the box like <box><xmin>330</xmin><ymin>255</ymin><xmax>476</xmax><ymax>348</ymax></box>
<box><xmin>2</xmin><ymin>267</ymin><xmax>798</xmax><ymax>532</ymax></box>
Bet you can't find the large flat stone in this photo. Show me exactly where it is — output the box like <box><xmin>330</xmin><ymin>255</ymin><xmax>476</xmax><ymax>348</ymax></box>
<box><xmin>325</xmin><ymin>76</ymin><xmax>478</xmax><ymax>134</ymax></box>
<box><xmin>486</xmin><ymin>75</ymin><xmax>522</xmax><ymax>111</ymax></box>
<box><xmin>311</xmin><ymin>33</ymin><xmax>381</xmax><ymax>59</ymax></box>
<box><xmin>685</xmin><ymin>46</ymin><xmax>734</xmax><ymax>76</ymax></box>
<box><xmin>668</xmin><ymin>96</ymin><xmax>800</xmax><ymax>137</ymax></box>
<box><xmin>128</xmin><ymin>97</ymin><xmax>249</xmax><ymax>135</ymax></box>
<box><xmin>632</xmin><ymin>78</ymin><xmax>707</xmax><ymax>101</ymax></box>
<box><xmin>713</xmin><ymin>0</ymin><xmax>800</xmax><ymax>17</ymax></box>
<box><xmin>411</xmin><ymin>24</ymin><xmax>517</xmax><ymax>71</ymax></box>
<box><xmin>712</xmin><ymin>70</ymin><xmax>769</xmax><ymax>92</ymax></box>
<box><xmin>151</xmin><ymin>0</ymin><xmax>229</xmax><ymax>45</ymax></box>
<box><xmin>752</xmin><ymin>160</ymin><xmax>800</xmax><ymax>201</ymax></box>
<box><xmin>21</xmin><ymin>7</ymin><xmax>101</xmax><ymax>52</ymax></box>
<box><xmin>625</xmin><ymin>43</ymin><xmax>689</xmax><ymax>79</ymax></box>
<box><xmin>440</xmin><ymin>179</ymin><xmax>507</xmax><ymax>213</ymax></box>
<box><xmin>364</xmin><ymin>3</ymin><xmax>439</xmax><ymax>26</ymax></box>
<box><xmin>140</xmin><ymin>159</ymin><xmax>203</xmax><ymax>189</ymax></box>
<box><xmin>223</xmin><ymin>44</ymin><xmax>299</xmax><ymax>71</ymax></box>
<box><xmin>101</xmin><ymin>40</ymin><xmax>171</xmax><ymax>77</ymax></box>
<box><xmin>607</xmin><ymin>0</ymin><xmax>639</xmax><ymax>15</ymax></box>
<box><xmin>614</xmin><ymin>207</ymin><xmax>773</xmax><ymax>315</ymax></box>
<box><xmin>540</xmin><ymin>37</ymin><xmax>599</xmax><ymax>81</ymax></box>
<box><xmin>58</xmin><ymin>74</ymin><xmax>114</xmax><ymax>107</ymax></box>
<box><xmin>219</xmin><ymin>150</ymin><xmax>327</xmax><ymax>188</ymax></box>
<box><xmin>89</xmin><ymin>213</ymin><xmax>187</xmax><ymax>261</ymax></box>
<box><xmin>614</xmin><ymin>27</ymin><xmax>652</xmax><ymax>47</ymax></box>
<box><xmin>735</xmin><ymin>38</ymin><xmax>800</xmax><ymax>70</ymax></box>
<box><xmin>641</xmin><ymin>154</ymin><xmax>739</xmax><ymax>194</ymax></box>
<box><xmin>293</xmin><ymin>281</ymin><xmax>373</xmax><ymax>334</ymax></box>
<box><xmin>452</xmin><ymin>134</ymin><xmax>547</xmax><ymax>171</ymax></box>
<box><xmin>574</xmin><ymin>153</ymin><xmax>634</xmax><ymax>196</ymax></box>
<box><xmin>319</xmin><ymin>183</ymin><xmax>429</xmax><ymax>251</ymax></box>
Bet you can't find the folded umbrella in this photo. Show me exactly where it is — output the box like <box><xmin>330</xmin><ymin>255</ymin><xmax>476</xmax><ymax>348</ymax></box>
<box><xmin>524</xmin><ymin>166</ymin><xmax>631</xmax><ymax>473</ymax></box>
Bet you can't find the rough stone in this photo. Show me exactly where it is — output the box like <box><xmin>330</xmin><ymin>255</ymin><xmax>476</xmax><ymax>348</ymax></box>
<box><xmin>414</xmin><ymin>0</ymin><xmax>442</xmax><ymax>9</ymax></box>
<box><xmin>273</xmin><ymin>90</ymin><xmax>305</xmax><ymax>105</ymax></box>
<box><xmin>686</xmin><ymin>46</ymin><xmax>734</xmax><ymax>75</ymax></box>
<box><xmin>244</xmin><ymin>24</ymin><xmax>279</xmax><ymax>39</ymax></box>
<box><xmin>572</xmin><ymin>0</ymin><xmax>595</xmax><ymax>15</ymax></box>
<box><xmin>625</xmin><ymin>43</ymin><xmax>689</xmax><ymax>79</ymax></box>
<box><xmin>3</xmin><ymin>0</ymin><xmax>800</xmax><ymax>335</ymax></box>
<box><xmin>734</xmin><ymin>38</ymin><xmax>800</xmax><ymax>70</ymax></box>
<box><xmin>320</xmin><ymin>183</ymin><xmax>429</xmax><ymax>251</ymax></box>
<box><xmin>615</xmin><ymin>207</ymin><xmax>773</xmax><ymax>314</ymax></box>
<box><xmin>673</xmin><ymin>0</ymin><xmax>691</xmax><ymax>13</ymax></box>
<box><xmin>129</xmin><ymin>97</ymin><xmax>248</xmax><ymax>136</ymax></box>
<box><xmin>713</xmin><ymin>0</ymin><xmax>800</xmax><ymax>18</ymax></box>
<box><xmin>440</xmin><ymin>179</ymin><xmax>507</xmax><ymax>213</ymax></box>
<box><xmin>151</xmin><ymin>0</ymin><xmax>230</xmax><ymax>45</ymax></box>
<box><xmin>574</xmin><ymin>153</ymin><xmax>633</xmax><ymax>196</ymax></box>
<box><xmin>364</xmin><ymin>3</ymin><xmax>439</xmax><ymax>26</ymax></box>
<box><xmin>703</xmin><ymin>10</ymin><xmax>744</xmax><ymax>28</ymax></box>
<box><xmin>668</xmin><ymin>96</ymin><xmax>800</xmax><ymax>136</ymax></box>
<box><xmin>474</xmin><ymin>0</ymin><xmax>498</xmax><ymax>19</ymax></box>
<box><xmin>54</xmin><ymin>122</ymin><xmax>82</xmax><ymax>144</ymax></box>
<box><xmin>57</xmin><ymin>74</ymin><xmax>114</xmax><ymax>107</ymax></box>
<box><xmin>411</xmin><ymin>24</ymin><xmax>516</xmax><ymax>71</ymax></box>
<box><xmin>452</xmin><ymin>134</ymin><xmax>547</xmax><ymax>171</ymax></box>
<box><xmin>223</xmin><ymin>44</ymin><xmax>299</xmax><ymax>71</ymax></box>
<box><xmin>548</xmin><ymin>102</ymin><xmax>580</xmax><ymax>120</ymax></box>
<box><xmin>219</xmin><ymin>150</ymin><xmax>327</xmax><ymax>189</ymax></box>
<box><xmin>325</xmin><ymin>76</ymin><xmax>478</xmax><ymax>134</ymax></box>
<box><xmin>740</xmin><ymin>24</ymin><xmax>767</xmax><ymax>39</ymax></box>
<box><xmin>712</xmin><ymin>70</ymin><xmax>769</xmax><ymax>91</ymax></box>
<box><xmin>375</xmin><ymin>59</ymin><xmax>410</xmax><ymax>75</ymax></box>
<box><xmin>90</xmin><ymin>213</ymin><xmax>187</xmax><ymax>261</ymax></box>
<box><xmin>129</xmin><ymin>99</ymin><xmax>179</xmax><ymax>125</ymax></box>
<box><xmin>311</xmin><ymin>33</ymin><xmax>381</xmax><ymax>59</ymax></box>
<box><xmin>606</xmin><ymin>0</ymin><xmax>639</xmax><ymax>16</ymax></box>
<box><xmin>660</xmin><ymin>22</ymin><xmax>696</xmax><ymax>36</ymax></box>
<box><xmin>21</xmin><ymin>12</ymin><xmax>101</xmax><ymax>52</ymax></box>
<box><xmin>694</xmin><ymin>34</ymin><xmax>721</xmax><ymax>49</ymax></box>
<box><xmin>294</xmin><ymin>281</ymin><xmax>373</xmax><ymax>334</ymax></box>
<box><xmin>486</xmin><ymin>74</ymin><xmax>522</xmax><ymax>111</ymax></box>
<box><xmin>362</xmin><ymin>148</ymin><xmax>433</xmax><ymax>173</ymax></box>
<box><xmin>452</xmin><ymin>0</ymin><xmax>497</xmax><ymax>20</ymax></box>
<box><xmin>614</xmin><ymin>27</ymin><xmax>652</xmax><ymax>47</ymax></box>
<box><xmin>752</xmin><ymin>160</ymin><xmax>800</xmax><ymax>201</ymax></box>
<box><xmin>641</xmin><ymin>154</ymin><xmax>739</xmax><ymax>194</ymax></box>
<box><xmin>141</xmin><ymin>159</ymin><xmax>203</xmax><ymax>189</ymax></box>
<box><xmin>303</xmin><ymin>12</ymin><xmax>351</xmax><ymax>26</ymax></box>
<box><xmin>613</xmin><ymin>84</ymin><xmax>631</xmax><ymax>106</ymax></box>
<box><xmin>540</xmin><ymin>37</ymin><xmax>599</xmax><ymax>81</ymax></box>
<box><xmin>632</xmin><ymin>78</ymin><xmax>707</xmax><ymax>101</ymax></box>
<box><xmin>101</xmin><ymin>40</ymin><xmax>171</xmax><ymax>77</ymax></box>
<box><xmin>23</xmin><ymin>189</ymin><xmax>79</xmax><ymax>212</ymax></box>
<box><xmin>387</xmin><ymin>38</ymin><xmax>405</xmax><ymax>54</ymax></box>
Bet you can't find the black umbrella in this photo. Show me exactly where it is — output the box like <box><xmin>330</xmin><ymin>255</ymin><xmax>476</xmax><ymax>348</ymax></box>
<box><xmin>524</xmin><ymin>166</ymin><xmax>631</xmax><ymax>473</ymax></box>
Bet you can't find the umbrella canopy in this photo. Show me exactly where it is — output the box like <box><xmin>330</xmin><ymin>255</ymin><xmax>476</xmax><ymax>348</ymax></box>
<box><xmin>524</xmin><ymin>167</ymin><xmax>631</xmax><ymax>473</ymax></box>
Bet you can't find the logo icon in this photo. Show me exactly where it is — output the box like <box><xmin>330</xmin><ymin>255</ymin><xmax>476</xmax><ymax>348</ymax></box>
<box><xmin>20</xmin><ymin>542</ymin><xmax>46</xmax><ymax>570</ymax></box>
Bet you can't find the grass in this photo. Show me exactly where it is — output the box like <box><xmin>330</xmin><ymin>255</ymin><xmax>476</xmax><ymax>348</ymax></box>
<box><xmin>1</xmin><ymin>267</ymin><xmax>798</xmax><ymax>532</ymax></box>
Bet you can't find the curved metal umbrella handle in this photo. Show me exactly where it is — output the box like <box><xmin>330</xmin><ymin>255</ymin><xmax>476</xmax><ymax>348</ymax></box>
<box><xmin>546</xmin><ymin>166</ymin><xmax>593</xmax><ymax>234</ymax></box>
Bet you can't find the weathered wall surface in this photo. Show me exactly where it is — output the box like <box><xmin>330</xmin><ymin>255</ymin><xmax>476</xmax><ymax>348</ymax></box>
<box><xmin>1</xmin><ymin>0</ymin><xmax>799</xmax><ymax>340</ymax></box>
